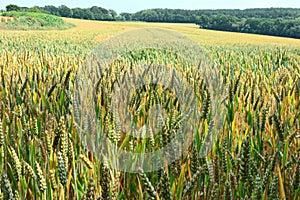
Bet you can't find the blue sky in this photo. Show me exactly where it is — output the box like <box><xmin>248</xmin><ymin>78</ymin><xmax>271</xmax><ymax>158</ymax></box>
<box><xmin>1</xmin><ymin>0</ymin><xmax>299</xmax><ymax>14</ymax></box>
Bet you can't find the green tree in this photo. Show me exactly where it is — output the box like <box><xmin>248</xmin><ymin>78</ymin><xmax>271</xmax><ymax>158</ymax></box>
<box><xmin>28</xmin><ymin>6</ymin><xmax>41</xmax><ymax>13</ymax></box>
<box><xmin>58</xmin><ymin>5</ymin><xmax>72</xmax><ymax>18</ymax></box>
<box><xmin>120</xmin><ymin>13</ymin><xmax>132</xmax><ymax>21</ymax></box>
<box><xmin>109</xmin><ymin>9</ymin><xmax>117</xmax><ymax>20</ymax></box>
<box><xmin>90</xmin><ymin>6</ymin><xmax>111</xmax><ymax>20</ymax></box>
<box><xmin>72</xmin><ymin>8</ymin><xmax>84</xmax><ymax>19</ymax></box>
<box><xmin>82</xmin><ymin>9</ymin><xmax>94</xmax><ymax>20</ymax></box>
<box><xmin>43</xmin><ymin>5</ymin><xmax>60</xmax><ymax>15</ymax></box>
<box><xmin>6</xmin><ymin>4</ymin><xmax>21</xmax><ymax>12</ymax></box>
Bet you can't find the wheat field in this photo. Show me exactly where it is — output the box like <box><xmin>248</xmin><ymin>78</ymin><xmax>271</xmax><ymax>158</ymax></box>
<box><xmin>0</xmin><ymin>18</ymin><xmax>299</xmax><ymax>200</ymax></box>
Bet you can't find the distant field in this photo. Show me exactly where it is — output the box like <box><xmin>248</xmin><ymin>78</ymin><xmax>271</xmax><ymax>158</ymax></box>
<box><xmin>1</xmin><ymin>16</ymin><xmax>300</xmax><ymax>47</ymax></box>
<box><xmin>62</xmin><ymin>18</ymin><xmax>300</xmax><ymax>47</ymax></box>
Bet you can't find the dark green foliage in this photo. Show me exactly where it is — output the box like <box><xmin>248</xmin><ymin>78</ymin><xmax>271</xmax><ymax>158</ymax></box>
<box><xmin>57</xmin><ymin>5</ymin><xmax>72</xmax><ymax>18</ymax></box>
<box><xmin>39</xmin><ymin>5</ymin><xmax>116</xmax><ymax>21</ymax></box>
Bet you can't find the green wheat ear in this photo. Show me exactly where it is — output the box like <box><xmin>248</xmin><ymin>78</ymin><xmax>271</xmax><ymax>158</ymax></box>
<box><xmin>262</xmin><ymin>153</ymin><xmax>277</xmax><ymax>192</ymax></box>
<box><xmin>260</xmin><ymin>104</ymin><xmax>270</xmax><ymax>132</ymax></box>
<box><xmin>80</xmin><ymin>154</ymin><xmax>94</xmax><ymax>169</ymax></box>
<box><xmin>22</xmin><ymin>160</ymin><xmax>36</xmax><ymax>179</ymax></box>
<box><xmin>45</xmin><ymin>130</ymin><xmax>52</xmax><ymax>154</ymax></box>
<box><xmin>49</xmin><ymin>169</ymin><xmax>58</xmax><ymax>191</ymax></box>
<box><xmin>269</xmin><ymin>175</ymin><xmax>279</xmax><ymax>199</ymax></box>
<box><xmin>183</xmin><ymin>166</ymin><xmax>204</xmax><ymax>197</ymax></box>
<box><xmin>160</xmin><ymin>170</ymin><xmax>171</xmax><ymax>200</ymax></box>
<box><xmin>57</xmin><ymin>151</ymin><xmax>68</xmax><ymax>186</ymax></box>
<box><xmin>58</xmin><ymin>117</ymin><xmax>68</xmax><ymax>168</ymax></box>
<box><xmin>221</xmin><ymin>140</ymin><xmax>228</xmax><ymax>176</ymax></box>
<box><xmin>293</xmin><ymin>164</ymin><xmax>300</xmax><ymax>192</ymax></box>
<box><xmin>240</xmin><ymin>136</ymin><xmax>250</xmax><ymax>184</ymax></box>
<box><xmin>190</xmin><ymin>143</ymin><xmax>200</xmax><ymax>174</ymax></box>
<box><xmin>8</xmin><ymin>146</ymin><xmax>22</xmax><ymax>183</ymax></box>
<box><xmin>253</xmin><ymin>95</ymin><xmax>260</xmax><ymax>111</ymax></box>
<box><xmin>138</xmin><ymin>168</ymin><xmax>157</xmax><ymax>200</ymax></box>
<box><xmin>201</xmin><ymin>90</ymin><xmax>211</xmax><ymax>120</ymax></box>
<box><xmin>100</xmin><ymin>164</ymin><xmax>112</xmax><ymax>200</ymax></box>
<box><xmin>207</xmin><ymin>158</ymin><xmax>215</xmax><ymax>184</ymax></box>
<box><xmin>1</xmin><ymin>173</ymin><xmax>14</xmax><ymax>200</ymax></box>
<box><xmin>213</xmin><ymin>155</ymin><xmax>220</xmax><ymax>185</ymax></box>
<box><xmin>112</xmin><ymin>172</ymin><xmax>120</xmax><ymax>200</ymax></box>
<box><xmin>233</xmin><ymin>73</ymin><xmax>241</xmax><ymax>95</ymax></box>
<box><xmin>210</xmin><ymin>183</ymin><xmax>219</xmax><ymax>200</ymax></box>
<box><xmin>68</xmin><ymin>138</ymin><xmax>75</xmax><ymax>163</ymax></box>
<box><xmin>14</xmin><ymin>190</ymin><xmax>20</xmax><ymax>200</ymax></box>
<box><xmin>272</xmin><ymin>114</ymin><xmax>284</xmax><ymax>142</ymax></box>
<box><xmin>254</xmin><ymin>174</ymin><xmax>262</xmax><ymax>200</ymax></box>
<box><xmin>86</xmin><ymin>177</ymin><xmax>96</xmax><ymax>200</ymax></box>
<box><xmin>35</xmin><ymin>161</ymin><xmax>47</xmax><ymax>193</ymax></box>
<box><xmin>229</xmin><ymin>171</ymin><xmax>237</xmax><ymax>191</ymax></box>
<box><xmin>0</xmin><ymin>118</ymin><xmax>4</xmax><ymax>148</ymax></box>
<box><xmin>33</xmin><ymin>118</ymin><xmax>39</xmax><ymax>136</ymax></box>
<box><xmin>224</xmin><ymin>180</ymin><xmax>232</xmax><ymax>200</ymax></box>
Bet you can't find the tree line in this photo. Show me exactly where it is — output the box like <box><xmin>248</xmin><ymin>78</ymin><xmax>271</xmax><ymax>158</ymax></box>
<box><xmin>4</xmin><ymin>4</ymin><xmax>300</xmax><ymax>39</ymax></box>
<box><xmin>5</xmin><ymin>4</ymin><xmax>118</xmax><ymax>21</ymax></box>
<box><xmin>122</xmin><ymin>8</ymin><xmax>300</xmax><ymax>39</ymax></box>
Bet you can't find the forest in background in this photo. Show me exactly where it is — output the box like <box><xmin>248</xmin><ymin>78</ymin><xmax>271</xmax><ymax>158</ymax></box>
<box><xmin>126</xmin><ymin>8</ymin><xmax>300</xmax><ymax>39</ymax></box>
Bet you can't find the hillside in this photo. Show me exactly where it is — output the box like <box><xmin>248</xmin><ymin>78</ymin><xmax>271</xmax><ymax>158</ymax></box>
<box><xmin>0</xmin><ymin>11</ymin><xmax>73</xmax><ymax>30</ymax></box>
